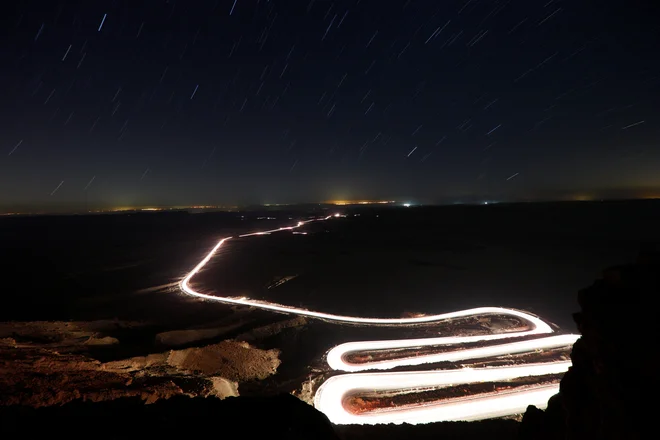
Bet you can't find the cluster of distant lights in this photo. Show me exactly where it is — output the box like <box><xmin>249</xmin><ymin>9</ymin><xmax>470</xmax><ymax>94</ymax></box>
<box><xmin>3</xmin><ymin>195</ymin><xmax>660</xmax><ymax>217</ymax></box>
<box><xmin>327</xmin><ymin>200</ymin><xmax>396</xmax><ymax>206</ymax></box>
<box><xmin>90</xmin><ymin>205</ymin><xmax>242</xmax><ymax>213</ymax></box>
<box><xmin>324</xmin><ymin>200</ymin><xmax>421</xmax><ymax>208</ymax></box>
<box><xmin>328</xmin><ymin>200</ymin><xmax>501</xmax><ymax>207</ymax></box>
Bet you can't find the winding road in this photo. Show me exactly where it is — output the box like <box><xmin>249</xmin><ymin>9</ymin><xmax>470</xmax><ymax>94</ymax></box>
<box><xmin>180</xmin><ymin>214</ymin><xmax>579</xmax><ymax>425</ymax></box>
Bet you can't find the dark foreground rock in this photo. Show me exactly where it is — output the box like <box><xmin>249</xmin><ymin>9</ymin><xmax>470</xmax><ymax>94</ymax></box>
<box><xmin>0</xmin><ymin>393</ymin><xmax>518</xmax><ymax>439</ymax></box>
<box><xmin>337</xmin><ymin>419</ymin><xmax>519</xmax><ymax>439</ymax></box>
<box><xmin>0</xmin><ymin>393</ymin><xmax>339</xmax><ymax>439</ymax></box>
<box><xmin>520</xmin><ymin>246</ymin><xmax>660</xmax><ymax>440</ymax></box>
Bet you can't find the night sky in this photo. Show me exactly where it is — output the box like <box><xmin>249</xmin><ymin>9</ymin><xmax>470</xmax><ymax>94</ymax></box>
<box><xmin>2</xmin><ymin>0</ymin><xmax>659</xmax><ymax>211</ymax></box>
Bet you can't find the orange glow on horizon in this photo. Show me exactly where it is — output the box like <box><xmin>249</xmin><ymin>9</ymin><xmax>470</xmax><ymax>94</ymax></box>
<box><xmin>326</xmin><ymin>200</ymin><xmax>395</xmax><ymax>206</ymax></box>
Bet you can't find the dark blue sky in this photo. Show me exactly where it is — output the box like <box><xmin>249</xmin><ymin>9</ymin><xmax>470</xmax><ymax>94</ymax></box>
<box><xmin>1</xmin><ymin>0</ymin><xmax>659</xmax><ymax>211</ymax></box>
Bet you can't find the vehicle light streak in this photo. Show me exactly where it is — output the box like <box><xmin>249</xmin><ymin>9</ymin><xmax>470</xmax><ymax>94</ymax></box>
<box><xmin>179</xmin><ymin>215</ymin><xmax>579</xmax><ymax>425</ymax></box>
<box><xmin>314</xmin><ymin>362</ymin><xmax>572</xmax><ymax>425</ymax></box>
<box><xmin>327</xmin><ymin>333</ymin><xmax>579</xmax><ymax>372</ymax></box>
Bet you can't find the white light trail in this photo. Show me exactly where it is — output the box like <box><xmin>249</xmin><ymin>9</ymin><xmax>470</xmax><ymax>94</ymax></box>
<box><xmin>98</xmin><ymin>14</ymin><xmax>107</xmax><ymax>32</ymax></box>
<box><xmin>425</xmin><ymin>20</ymin><xmax>450</xmax><ymax>44</ymax></box>
<box><xmin>62</xmin><ymin>44</ymin><xmax>72</xmax><ymax>61</ymax></box>
<box><xmin>50</xmin><ymin>180</ymin><xmax>64</xmax><ymax>196</ymax></box>
<box><xmin>621</xmin><ymin>120</ymin><xmax>645</xmax><ymax>130</ymax></box>
<box><xmin>8</xmin><ymin>139</ymin><xmax>23</xmax><ymax>156</ymax></box>
<box><xmin>365</xmin><ymin>31</ymin><xmax>378</xmax><ymax>48</ymax></box>
<box><xmin>35</xmin><ymin>23</ymin><xmax>44</xmax><ymax>41</ymax></box>
<box><xmin>315</xmin><ymin>369</ymin><xmax>569</xmax><ymax>425</ymax></box>
<box><xmin>84</xmin><ymin>175</ymin><xmax>96</xmax><ymax>191</ymax></box>
<box><xmin>179</xmin><ymin>215</ymin><xmax>578</xmax><ymax>425</ymax></box>
<box><xmin>327</xmin><ymin>333</ymin><xmax>579</xmax><ymax>372</ymax></box>
<box><xmin>486</xmin><ymin>124</ymin><xmax>502</xmax><ymax>135</ymax></box>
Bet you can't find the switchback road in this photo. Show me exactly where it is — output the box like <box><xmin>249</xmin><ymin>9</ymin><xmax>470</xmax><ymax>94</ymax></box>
<box><xmin>180</xmin><ymin>214</ymin><xmax>578</xmax><ymax>424</ymax></box>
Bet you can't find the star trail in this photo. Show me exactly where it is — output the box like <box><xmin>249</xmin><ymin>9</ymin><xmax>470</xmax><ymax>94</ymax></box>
<box><xmin>1</xmin><ymin>0</ymin><xmax>659</xmax><ymax>212</ymax></box>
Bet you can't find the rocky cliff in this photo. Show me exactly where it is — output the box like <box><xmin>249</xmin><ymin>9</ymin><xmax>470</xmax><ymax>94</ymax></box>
<box><xmin>520</xmin><ymin>246</ymin><xmax>660</xmax><ymax>439</ymax></box>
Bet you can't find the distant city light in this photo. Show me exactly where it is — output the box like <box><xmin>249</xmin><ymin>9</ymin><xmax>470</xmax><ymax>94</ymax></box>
<box><xmin>403</xmin><ymin>203</ymin><xmax>411</xmax><ymax>207</ymax></box>
<box><xmin>327</xmin><ymin>200</ymin><xmax>395</xmax><ymax>206</ymax></box>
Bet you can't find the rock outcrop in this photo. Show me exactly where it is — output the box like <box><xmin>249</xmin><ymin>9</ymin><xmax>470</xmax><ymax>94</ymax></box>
<box><xmin>520</xmin><ymin>246</ymin><xmax>660</xmax><ymax>439</ymax></box>
<box><xmin>0</xmin><ymin>392</ymin><xmax>522</xmax><ymax>440</ymax></box>
<box><xmin>0</xmin><ymin>394</ymin><xmax>340</xmax><ymax>440</ymax></box>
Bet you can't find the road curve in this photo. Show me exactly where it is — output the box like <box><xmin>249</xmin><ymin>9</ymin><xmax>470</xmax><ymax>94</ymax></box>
<box><xmin>314</xmin><ymin>362</ymin><xmax>573</xmax><ymax>425</ymax></box>
<box><xmin>179</xmin><ymin>214</ymin><xmax>579</xmax><ymax>425</ymax></box>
